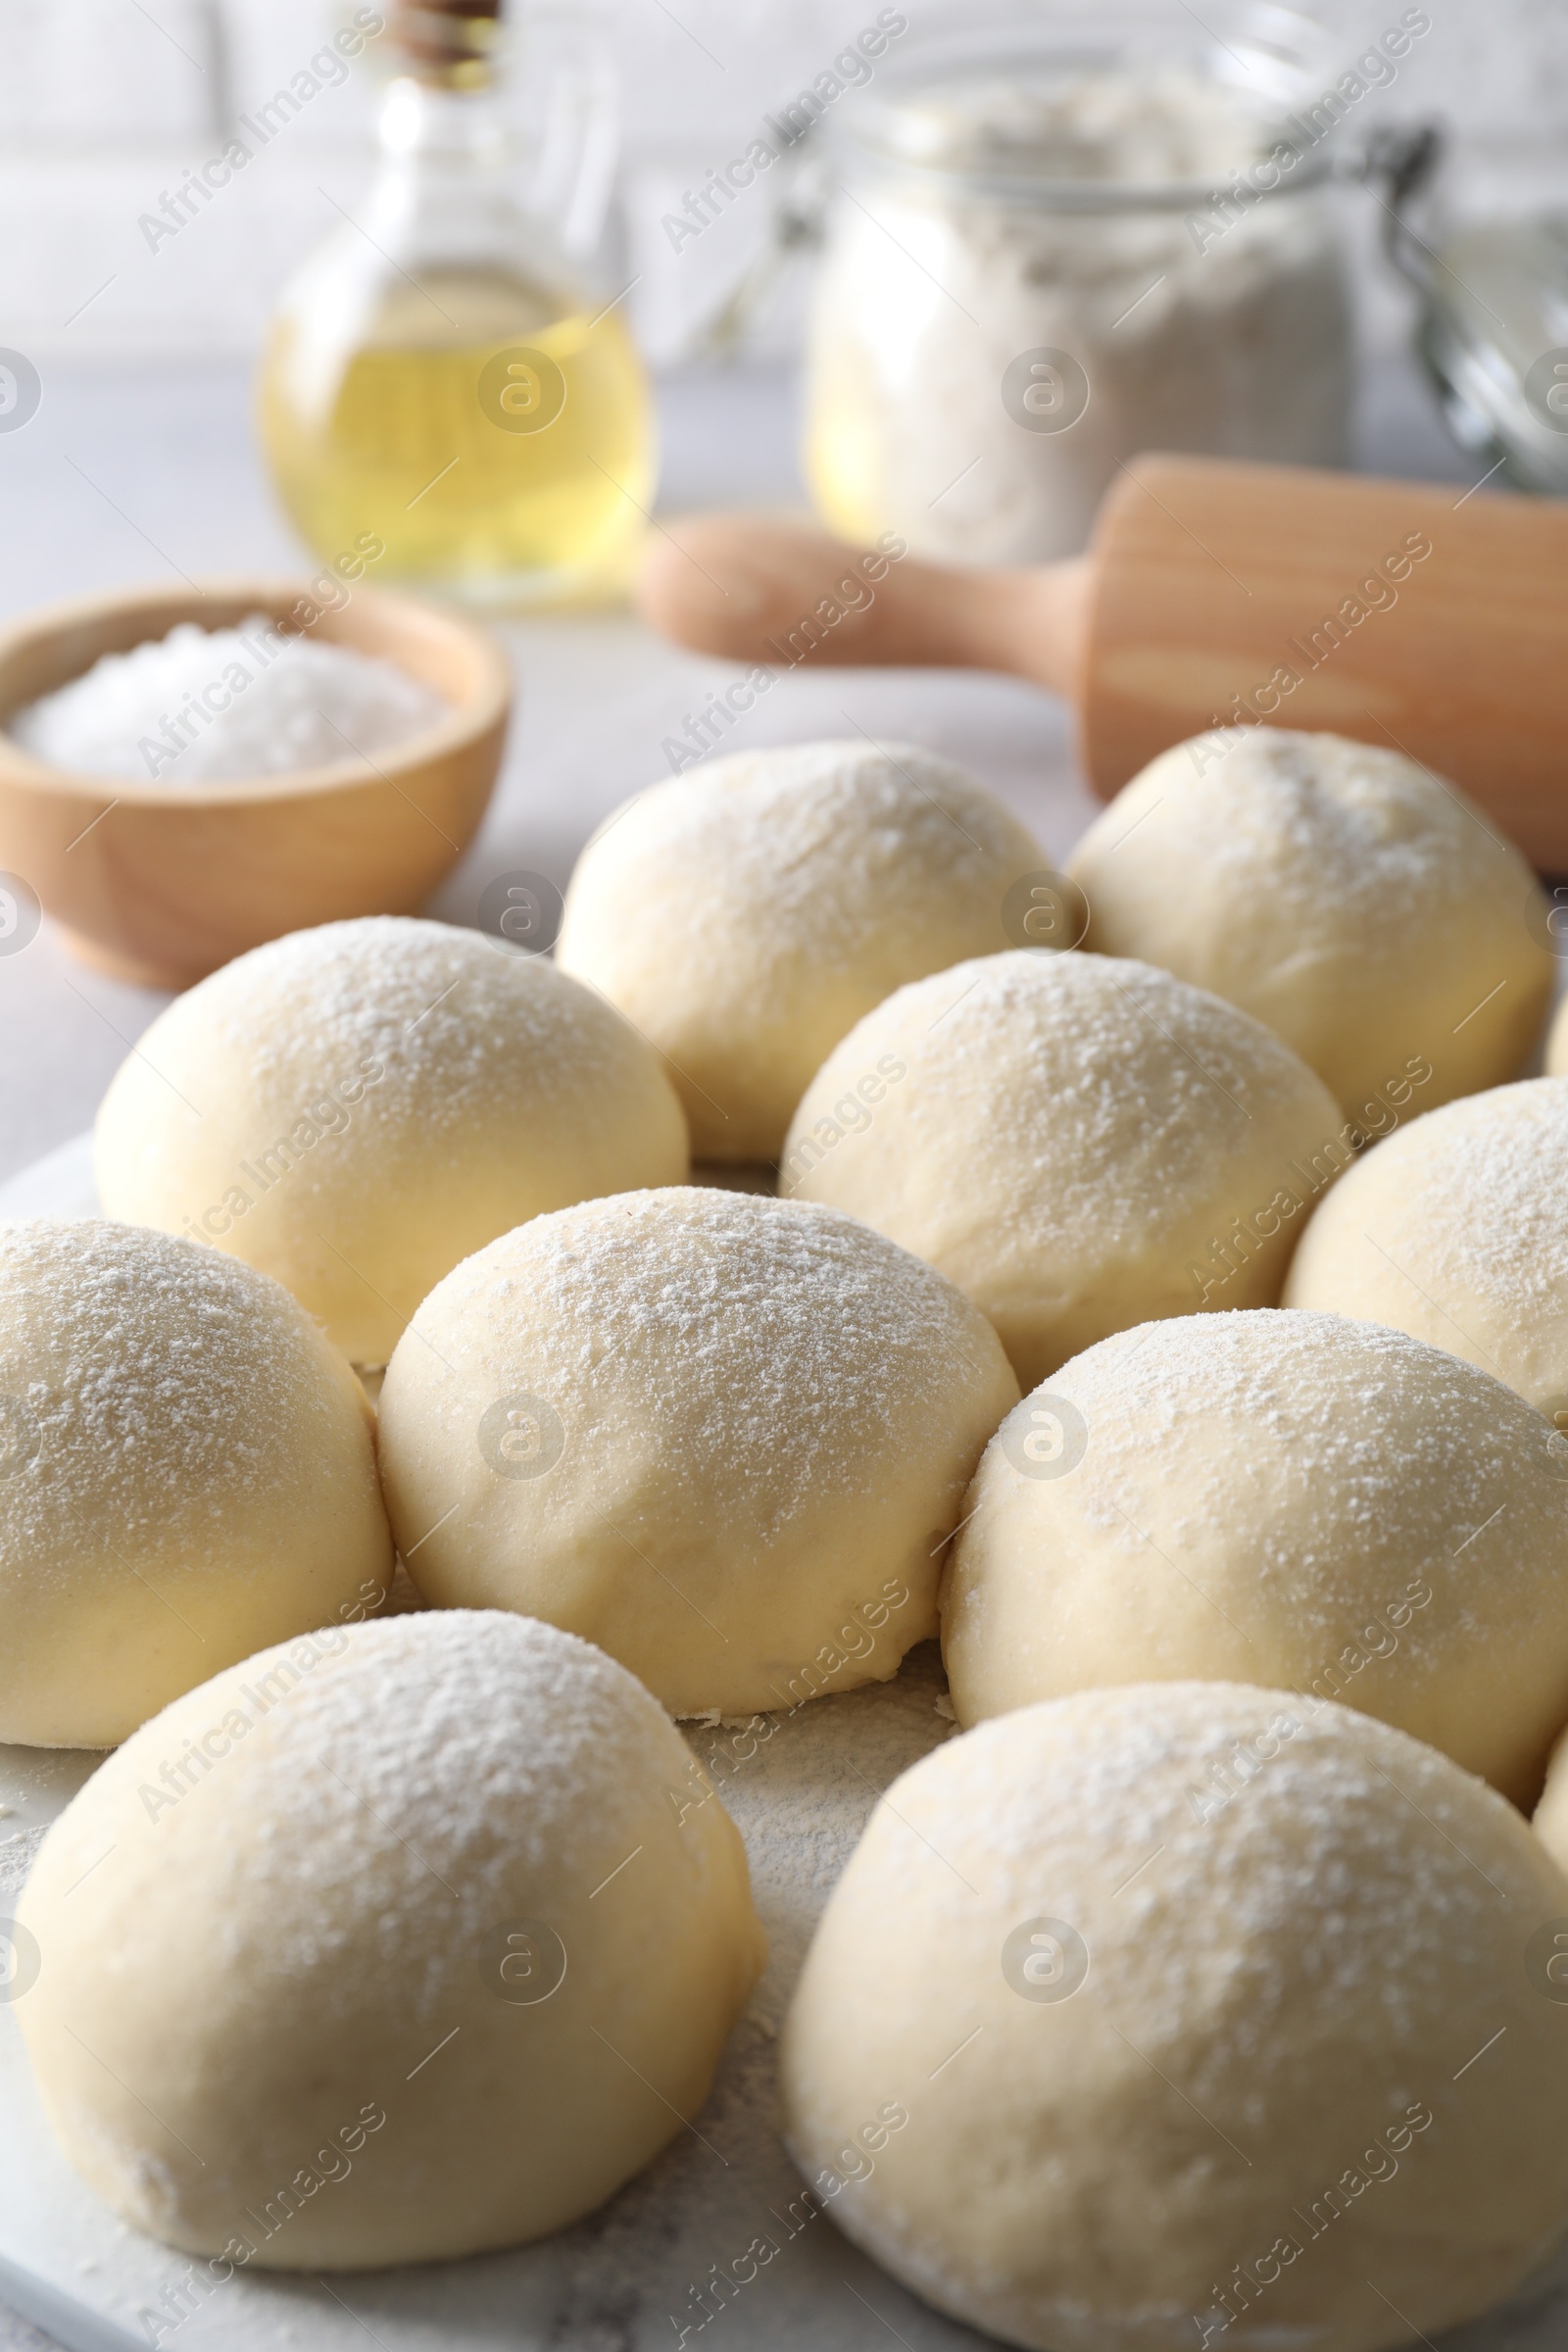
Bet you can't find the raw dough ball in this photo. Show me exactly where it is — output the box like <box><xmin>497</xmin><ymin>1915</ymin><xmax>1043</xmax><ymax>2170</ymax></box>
<box><xmin>1068</xmin><ymin>727</ymin><xmax>1551</xmax><ymax>1114</ymax></box>
<box><xmin>94</xmin><ymin>916</ymin><xmax>689</xmax><ymax>1365</ymax></box>
<box><xmin>556</xmin><ymin>740</ymin><xmax>1045</xmax><ymax>1159</ymax></box>
<box><xmin>782</xmin><ymin>949</ymin><xmax>1342</xmax><ymax>1388</ymax></box>
<box><xmin>377</xmin><ymin>1188</ymin><xmax>1018</xmax><ymax>1716</ymax></box>
<box><xmin>943</xmin><ymin>1309</ymin><xmax>1568</xmax><ymax>1803</ymax></box>
<box><xmin>16</xmin><ymin>1612</ymin><xmax>764</xmax><ymax>2268</ymax></box>
<box><xmin>781</xmin><ymin>1683</ymin><xmax>1568</xmax><ymax>2352</ymax></box>
<box><xmin>1283</xmin><ymin>1077</ymin><xmax>1568</xmax><ymax>1419</ymax></box>
<box><xmin>0</xmin><ymin>1219</ymin><xmax>392</xmax><ymax>1747</ymax></box>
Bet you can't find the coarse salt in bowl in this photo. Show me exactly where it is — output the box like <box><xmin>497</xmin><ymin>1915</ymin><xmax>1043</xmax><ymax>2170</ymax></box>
<box><xmin>0</xmin><ymin>578</ymin><xmax>512</xmax><ymax>988</ymax></box>
<box><xmin>6</xmin><ymin>613</ymin><xmax>448</xmax><ymax>785</ymax></box>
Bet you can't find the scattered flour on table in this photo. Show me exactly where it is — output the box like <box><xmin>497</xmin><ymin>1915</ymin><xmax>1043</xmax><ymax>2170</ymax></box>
<box><xmin>0</xmin><ymin>1824</ymin><xmax>47</xmax><ymax>1894</ymax></box>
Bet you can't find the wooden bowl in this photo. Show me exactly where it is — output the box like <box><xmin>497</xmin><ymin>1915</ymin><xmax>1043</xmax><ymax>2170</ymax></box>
<box><xmin>0</xmin><ymin>579</ymin><xmax>513</xmax><ymax>990</ymax></box>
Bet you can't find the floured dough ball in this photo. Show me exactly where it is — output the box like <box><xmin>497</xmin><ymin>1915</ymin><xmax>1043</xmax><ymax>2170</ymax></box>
<box><xmin>1068</xmin><ymin>728</ymin><xmax>1551</xmax><ymax>1114</ymax></box>
<box><xmin>782</xmin><ymin>949</ymin><xmax>1342</xmax><ymax>1388</ymax></box>
<box><xmin>555</xmin><ymin>740</ymin><xmax>1045</xmax><ymax>1159</ymax></box>
<box><xmin>781</xmin><ymin>1684</ymin><xmax>1568</xmax><ymax>2352</ymax></box>
<box><xmin>944</xmin><ymin>1310</ymin><xmax>1568</xmax><ymax>1803</ymax></box>
<box><xmin>376</xmin><ymin>1188</ymin><xmax>1018</xmax><ymax>1716</ymax></box>
<box><xmin>0</xmin><ymin>1220</ymin><xmax>392</xmax><ymax>1747</ymax></box>
<box><xmin>16</xmin><ymin>1612</ymin><xmax>764</xmax><ymax>2268</ymax></box>
<box><xmin>94</xmin><ymin>916</ymin><xmax>688</xmax><ymax>1365</ymax></box>
<box><xmin>1284</xmin><ymin>1077</ymin><xmax>1568</xmax><ymax>1419</ymax></box>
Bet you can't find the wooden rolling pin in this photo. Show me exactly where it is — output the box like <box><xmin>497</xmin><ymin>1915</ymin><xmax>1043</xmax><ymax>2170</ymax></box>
<box><xmin>637</xmin><ymin>454</ymin><xmax>1568</xmax><ymax>868</ymax></box>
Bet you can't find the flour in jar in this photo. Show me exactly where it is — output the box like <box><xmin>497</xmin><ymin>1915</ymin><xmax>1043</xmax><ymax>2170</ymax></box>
<box><xmin>805</xmin><ymin>66</ymin><xmax>1352</xmax><ymax>561</ymax></box>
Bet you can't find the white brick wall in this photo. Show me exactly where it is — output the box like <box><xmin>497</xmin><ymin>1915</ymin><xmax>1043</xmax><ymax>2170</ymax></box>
<box><xmin>1</xmin><ymin>0</ymin><xmax>1564</xmax><ymax>361</ymax></box>
<box><xmin>0</xmin><ymin>0</ymin><xmax>217</xmax><ymax>138</ymax></box>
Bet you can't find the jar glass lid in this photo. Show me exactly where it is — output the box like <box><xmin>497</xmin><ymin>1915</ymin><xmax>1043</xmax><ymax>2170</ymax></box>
<box><xmin>1416</xmin><ymin>213</ymin><xmax>1568</xmax><ymax>493</ymax></box>
<box><xmin>836</xmin><ymin>2</ymin><xmax>1346</xmax><ymax>205</ymax></box>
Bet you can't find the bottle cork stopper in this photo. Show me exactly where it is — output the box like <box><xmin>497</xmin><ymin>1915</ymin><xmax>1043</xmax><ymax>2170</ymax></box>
<box><xmin>393</xmin><ymin>0</ymin><xmax>505</xmax><ymax>86</ymax></box>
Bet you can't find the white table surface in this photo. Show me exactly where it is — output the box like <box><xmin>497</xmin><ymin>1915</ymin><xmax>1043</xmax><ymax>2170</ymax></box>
<box><xmin>0</xmin><ymin>343</ymin><xmax>1489</xmax><ymax>2349</ymax></box>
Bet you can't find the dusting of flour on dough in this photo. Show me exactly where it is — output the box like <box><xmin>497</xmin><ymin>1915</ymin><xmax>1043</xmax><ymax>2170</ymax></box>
<box><xmin>419</xmin><ymin>1188</ymin><xmax>1005</xmax><ymax>1532</ymax></box>
<box><xmin>0</xmin><ymin>1218</ymin><xmax>360</xmax><ymax>1590</ymax></box>
<box><xmin>195</xmin><ymin>917</ymin><xmax>629</xmax><ymax>1138</ymax></box>
<box><xmin>1354</xmin><ymin>1078</ymin><xmax>1568</xmax><ymax>1327</ymax></box>
<box><xmin>577</xmin><ymin>742</ymin><xmax>1036</xmax><ymax>987</ymax></box>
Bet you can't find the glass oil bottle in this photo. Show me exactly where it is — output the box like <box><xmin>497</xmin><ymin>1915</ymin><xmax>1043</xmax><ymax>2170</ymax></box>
<box><xmin>257</xmin><ymin>0</ymin><xmax>655</xmax><ymax>606</ymax></box>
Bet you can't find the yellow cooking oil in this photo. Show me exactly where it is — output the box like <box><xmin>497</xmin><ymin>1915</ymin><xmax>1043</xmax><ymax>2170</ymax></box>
<box><xmin>258</xmin><ymin>268</ymin><xmax>656</xmax><ymax>608</ymax></box>
<box><xmin>804</xmin><ymin>368</ymin><xmax>888</xmax><ymax>550</ymax></box>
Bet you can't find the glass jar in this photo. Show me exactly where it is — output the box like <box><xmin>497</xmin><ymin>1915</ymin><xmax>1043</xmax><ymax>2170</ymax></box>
<box><xmin>258</xmin><ymin>0</ymin><xmax>655</xmax><ymax>609</ymax></box>
<box><xmin>804</xmin><ymin>8</ymin><xmax>1356</xmax><ymax>563</ymax></box>
<box><xmin>1396</xmin><ymin>204</ymin><xmax>1568</xmax><ymax>495</ymax></box>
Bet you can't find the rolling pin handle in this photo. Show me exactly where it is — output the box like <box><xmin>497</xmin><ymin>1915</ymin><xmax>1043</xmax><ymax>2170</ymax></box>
<box><xmin>636</xmin><ymin>515</ymin><xmax>1092</xmax><ymax>700</ymax></box>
